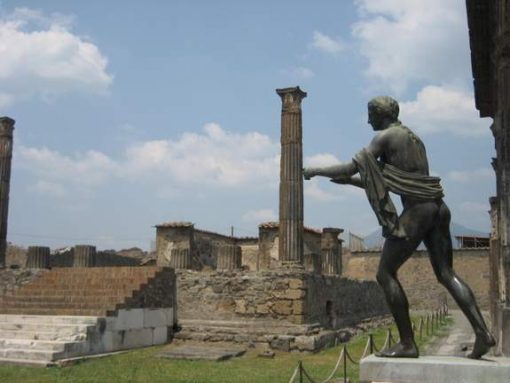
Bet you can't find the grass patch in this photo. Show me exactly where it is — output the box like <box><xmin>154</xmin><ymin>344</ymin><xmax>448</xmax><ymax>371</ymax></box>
<box><xmin>0</xmin><ymin>314</ymin><xmax>452</xmax><ymax>383</ymax></box>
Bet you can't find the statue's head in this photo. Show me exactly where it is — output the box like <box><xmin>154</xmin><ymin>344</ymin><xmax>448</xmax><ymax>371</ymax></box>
<box><xmin>367</xmin><ymin>96</ymin><xmax>399</xmax><ymax>130</ymax></box>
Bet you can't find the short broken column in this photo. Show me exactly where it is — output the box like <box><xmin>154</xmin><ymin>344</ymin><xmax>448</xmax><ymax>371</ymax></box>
<box><xmin>73</xmin><ymin>245</ymin><xmax>97</xmax><ymax>267</ymax></box>
<box><xmin>25</xmin><ymin>246</ymin><xmax>50</xmax><ymax>269</ymax></box>
<box><xmin>321</xmin><ymin>228</ymin><xmax>343</xmax><ymax>275</ymax></box>
<box><xmin>276</xmin><ymin>86</ymin><xmax>307</xmax><ymax>265</ymax></box>
<box><xmin>217</xmin><ymin>244</ymin><xmax>242</xmax><ymax>270</ymax></box>
<box><xmin>155</xmin><ymin>222</ymin><xmax>195</xmax><ymax>267</ymax></box>
<box><xmin>170</xmin><ymin>248</ymin><xmax>192</xmax><ymax>269</ymax></box>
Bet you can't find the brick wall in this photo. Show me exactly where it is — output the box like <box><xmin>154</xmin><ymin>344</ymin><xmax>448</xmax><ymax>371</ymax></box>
<box><xmin>343</xmin><ymin>248</ymin><xmax>490</xmax><ymax>310</ymax></box>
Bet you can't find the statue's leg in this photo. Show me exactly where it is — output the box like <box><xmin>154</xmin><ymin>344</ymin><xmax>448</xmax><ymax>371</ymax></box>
<box><xmin>375</xmin><ymin>201</ymin><xmax>439</xmax><ymax>358</ymax></box>
<box><xmin>375</xmin><ymin>237</ymin><xmax>419</xmax><ymax>357</ymax></box>
<box><xmin>423</xmin><ymin>202</ymin><xmax>495</xmax><ymax>359</ymax></box>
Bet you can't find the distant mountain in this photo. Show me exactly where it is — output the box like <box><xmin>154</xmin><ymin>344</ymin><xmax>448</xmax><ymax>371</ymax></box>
<box><xmin>359</xmin><ymin>222</ymin><xmax>489</xmax><ymax>250</ymax></box>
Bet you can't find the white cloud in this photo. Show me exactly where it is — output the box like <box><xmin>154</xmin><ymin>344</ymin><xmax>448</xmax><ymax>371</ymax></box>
<box><xmin>399</xmin><ymin>86</ymin><xmax>490</xmax><ymax>136</ymax></box>
<box><xmin>242</xmin><ymin>209</ymin><xmax>277</xmax><ymax>223</ymax></box>
<box><xmin>310</xmin><ymin>31</ymin><xmax>344</xmax><ymax>55</ymax></box>
<box><xmin>17</xmin><ymin>123</ymin><xmax>281</xmax><ymax>197</ymax></box>
<box><xmin>0</xmin><ymin>7</ymin><xmax>112</xmax><ymax>107</ymax></box>
<box><xmin>33</xmin><ymin>180</ymin><xmax>67</xmax><ymax>198</ymax></box>
<box><xmin>304</xmin><ymin>153</ymin><xmax>341</xmax><ymax>168</ymax></box>
<box><xmin>287</xmin><ymin>66</ymin><xmax>315</xmax><ymax>80</ymax></box>
<box><xmin>304</xmin><ymin>179</ymin><xmax>341</xmax><ymax>202</ymax></box>
<box><xmin>352</xmin><ymin>0</ymin><xmax>470</xmax><ymax>93</ymax></box>
<box><xmin>17</xmin><ymin>146</ymin><xmax>117</xmax><ymax>188</ymax></box>
<box><xmin>448</xmin><ymin>168</ymin><xmax>494</xmax><ymax>183</ymax></box>
<box><xmin>123</xmin><ymin>123</ymin><xmax>280</xmax><ymax>187</ymax></box>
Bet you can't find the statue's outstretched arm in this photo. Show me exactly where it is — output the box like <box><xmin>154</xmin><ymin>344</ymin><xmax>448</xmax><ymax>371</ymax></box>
<box><xmin>303</xmin><ymin>161</ymin><xmax>358</xmax><ymax>180</ymax></box>
<box><xmin>303</xmin><ymin>128</ymin><xmax>385</xmax><ymax>181</ymax></box>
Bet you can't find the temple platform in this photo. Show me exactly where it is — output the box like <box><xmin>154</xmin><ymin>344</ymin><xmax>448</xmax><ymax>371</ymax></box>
<box><xmin>359</xmin><ymin>354</ymin><xmax>510</xmax><ymax>383</ymax></box>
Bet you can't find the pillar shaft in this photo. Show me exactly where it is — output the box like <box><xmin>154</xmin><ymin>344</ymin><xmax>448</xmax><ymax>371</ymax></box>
<box><xmin>170</xmin><ymin>248</ymin><xmax>192</xmax><ymax>269</ymax></box>
<box><xmin>0</xmin><ymin>117</ymin><xmax>14</xmax><ymax>268</ymax></box>
<box><xmin>276</xmin><ymin>87</ymin><xmax>307</xmax><ymax>264</ymax></box>
<box><xmin>26</xmin><ymin>246</ymin><xmax>50</xmax><ymax>269</ymax></box>
<box><xmin>217</xmin><ymin>244</ymin><xmax>242</xmax><ymax>270</ymax></box>
<box><xmin>321</xmin><ymin>228</ymin><xmax>343</xmax><ymax>275</ymax></box>
<box><xmin>73</xmin><ymin>245</ymin><xmax>97</xmax><ymax>267</ymax></box>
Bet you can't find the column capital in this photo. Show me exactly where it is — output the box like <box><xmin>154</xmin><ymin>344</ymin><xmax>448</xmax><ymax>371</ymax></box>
<box><xmin>276</xmin><ymin>86</ymin><xmax>307</xmax><ymax>112</ymax></box>
<box><xmin>0</xmin><ymin>117</ymin><xmax>15</xmax><ymax>138</ymax></box>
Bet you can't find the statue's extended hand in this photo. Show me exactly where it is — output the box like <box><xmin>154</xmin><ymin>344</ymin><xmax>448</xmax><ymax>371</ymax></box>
<box><xmin>303</xmin><ymin>167</ymin><xmax>316</xmax><ymax>180</ymax></box>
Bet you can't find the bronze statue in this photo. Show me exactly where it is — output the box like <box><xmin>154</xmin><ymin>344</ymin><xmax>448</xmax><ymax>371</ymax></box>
<box><xmin>303</xmin><ymin>96</ymin><xmax>495</xmax><ymax>359</ymax></box>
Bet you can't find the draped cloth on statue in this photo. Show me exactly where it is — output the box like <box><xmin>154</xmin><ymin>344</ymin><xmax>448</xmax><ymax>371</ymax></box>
<box><xmin>351</xmin><ymin>148</ymin><xmax>444</xmax><ymax>239</ymax></box>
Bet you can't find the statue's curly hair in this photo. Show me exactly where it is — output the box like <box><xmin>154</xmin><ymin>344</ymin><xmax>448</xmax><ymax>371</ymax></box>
<box><xmin>368</xmin><ymin>96</ymin><xmax>399</xmax><ymax>121</ymax></box>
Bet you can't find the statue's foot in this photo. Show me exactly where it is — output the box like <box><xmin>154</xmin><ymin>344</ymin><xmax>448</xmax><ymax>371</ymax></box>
<box><xmin>467</xmin><ymin>331</ymin><xmax>496</xmax><ymax>359</ymax></box>
<box><xmin>375</xmin><ymin>342</ymin><xmax>419</xmax><ymax>358</ymax></box>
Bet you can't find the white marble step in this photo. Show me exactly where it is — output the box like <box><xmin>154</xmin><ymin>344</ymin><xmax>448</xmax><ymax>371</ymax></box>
<box><xmin>0</xmin><ymin>314</ymin><xmax>99</xmax><ymax>325</ymax></box>
<box><xmin>0</xmin><ymin>322</ymin><xmax>91</xmax><ymax>333</ymax></box>
<box><xmin>0</xmin><ymin>329</ymin><xmax>88</xmax><ymax>341</ymax></box>
<box><xmin>0</xmin><ymin>338</ymin><xmax>88</xmax><ymax>353</ymax></box>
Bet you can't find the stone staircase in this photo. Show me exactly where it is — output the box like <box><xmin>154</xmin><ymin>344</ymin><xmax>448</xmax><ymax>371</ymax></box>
<box><xmin>0</xmin><ymin>267</ymin><xmax>177</xmax><ymax>365</ymax></box>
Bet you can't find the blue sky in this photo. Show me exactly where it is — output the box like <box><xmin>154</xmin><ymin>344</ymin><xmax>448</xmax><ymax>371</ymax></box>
<box><xmin>0</xmin><ymin>0</ymin><xmax>495</xmax><ymax>250</ymax></box>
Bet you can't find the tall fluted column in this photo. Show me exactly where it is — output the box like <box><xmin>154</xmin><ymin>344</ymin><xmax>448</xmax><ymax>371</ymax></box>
<box><xmin>276</xmin><ymin>87</ymin><xmax>307</xmax><ymax>265</ymax></box>
<box><xmin>0</xmin><ymin>117</ymin><xmax>14</xmax><ymax>268</ymax></box>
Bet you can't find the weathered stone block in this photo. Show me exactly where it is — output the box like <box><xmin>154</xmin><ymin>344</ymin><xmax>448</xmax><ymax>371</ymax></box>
<box><xmin>121</xmin><ymin>328</ymin><xmax>154</xmax><ymax>349</ymax></box>
<box><xmin>144</xmin><ymin>309</ymin><xmax>167</xmax><ymax>328</ymax></box>
<box><xmin>115</xmin><ymin>309</ymin><xmax>144</xmax><ymax>330</ymax></box>
<box><xmin>290</xmin><ymin>315</ymin><xmax>305</xmax><ymax>324</ymax></box>
<box><xmin>288</xmin><ymin>279</ymin><xmax>304</xmax><ymax>289</ymax></box>
<box><xmin>235</xmin><ymin>299</ymin><xmax>247</xmax><ymax>314</ymax></box>
<box><xmin>256</xmin><ymin>304</ymin><xmax>270</xmax><ymax>314</ymax></box>
<box><xmin>153</xmin><ymin>326</ymin><xmax>168</xmax><ymax>344</ymax></box>
<box><xmin>270</xmin><ymin>335</ymin><xmax>295</xmax><ymax>352</ymax></box>
<box><xmin>292</xmin><ymin>300</ymin><xmax>305</xmax><ymax>315</ymax></box>
<box><xmin>272</xmin><ymin>300</ymin><xmax>292</xmax><ymax>315</ymax></box>
<box><xmin>285</xmin><ymin>289</ymin><xmax>305</xmax><ymax>299</ymax></box>
<box><xmin>294</xmin><ymin>335</ymin><xmax>316</xmax><ymax>352</ymax></box>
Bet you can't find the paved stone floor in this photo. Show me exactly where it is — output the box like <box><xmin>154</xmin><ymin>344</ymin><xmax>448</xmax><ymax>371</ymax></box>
<box><xmin>423</xmin><ymin>310</ymin><xmax>476</xmax><ymax>357</ymax></box>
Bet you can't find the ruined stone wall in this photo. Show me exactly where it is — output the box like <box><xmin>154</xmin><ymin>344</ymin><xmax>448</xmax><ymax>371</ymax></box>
<box><xmin>304</xmin><ymin>275</ymin><xmax>389</xmax><ymax>328</ymax></box>
<box><xmin>176</xmin><ymin>269</ymin><xmax>387</xmax><ymax>328</ymax></box>
<box><xmin>344</xmin><ymin>248</ymin><xmax>490</xmax><ymax>310</ymax></box>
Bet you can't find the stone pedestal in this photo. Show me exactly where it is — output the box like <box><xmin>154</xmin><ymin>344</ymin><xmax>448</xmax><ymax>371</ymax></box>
<box><xmin>170</xmin><ymin>248</ymin><xmax>192</xmax><ymax>269</ymax></box>
<box><xmin>276</xmin><ymin>87</ymin><xmax>307</xmax><ymax>265</ymax></box>
<box><xmin>321</xmin><ymin>228</ymin><xmax>343</xmax><ymax>275</ymax></box>
<box><xmin>217</xmin><ymin>244</ymin><xmax>242</xmax><ymax>270</ymax></box>
<box><xmin>25</xmin><ymin>246</ymin><xmax>50</xmax><ymax>269</ymax></box>
<box><xmin>73</xmin><ymin>245</ymin><xmax>96</xmax><ymax>267</ymax></box>
<box><xmin>360</xmin><ymin>355</ymin><xmax>510</xmax><ymax>383</ymax></box>
<box><xmin>0</xmin><ymin>117</ymin><xmax>14</xmax><ymax>268</ymax></box>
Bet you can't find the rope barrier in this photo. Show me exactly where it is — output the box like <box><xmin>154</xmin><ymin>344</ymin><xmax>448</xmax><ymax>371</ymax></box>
<box><xmin>286</xmin><ymin>305</ymin><xmax>449</xmax><ymax>383</ymax></box>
